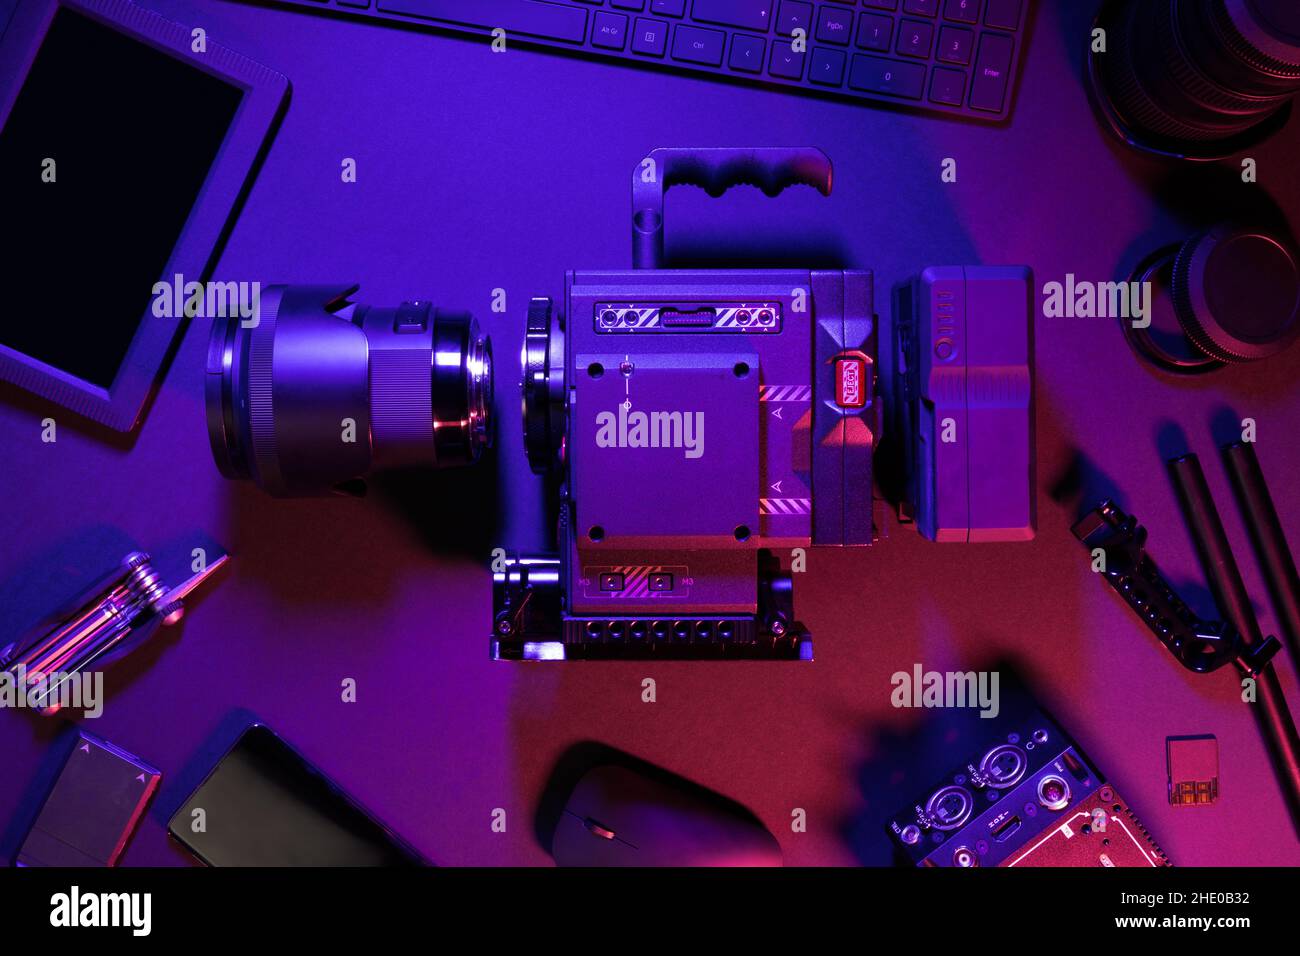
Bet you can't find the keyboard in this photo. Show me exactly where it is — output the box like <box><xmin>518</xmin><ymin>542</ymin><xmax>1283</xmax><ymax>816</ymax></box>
<box><xmin>263</xmin><ymin>0</ymin><xmax>1031</xmax><ymax>121</ymax></box>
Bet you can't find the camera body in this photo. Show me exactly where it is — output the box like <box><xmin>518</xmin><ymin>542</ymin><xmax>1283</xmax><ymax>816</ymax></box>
<box><xmin>498</xmin><ymin>265</ymin><xmax>875</xmax><ymax>660</ymax></box>
<box><xmin>494</xmin><ymin>148</ymin><xmax>1035</xmax><ymax>661</ymax></box>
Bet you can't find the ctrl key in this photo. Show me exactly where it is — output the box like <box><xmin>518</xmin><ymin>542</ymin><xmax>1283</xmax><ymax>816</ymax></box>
<box><xmin>849</xmin><ymin>54</ymin><xmax>925</xmax><ymax>100</ymax></box>
<box><xmin>672</xmin><ymin>24</ymin><xmax>725</xmax><ymax>66</ymax></box>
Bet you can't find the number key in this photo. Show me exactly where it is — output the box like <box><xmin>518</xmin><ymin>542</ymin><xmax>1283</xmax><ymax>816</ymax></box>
<box><xmin>937</xmin><ymin>25</ymin><xmax>973</xmax><ymax>64</ymax></box>
<box><xmin>943</xmin><ymin>0</ymin><xmax>979</xmax><ymax>23</ymax></box>
<box><xmin>856</xmin><ymin>12</ymin><xmax>893</xmax><ymax>52</ymax></box>
<box><xmin>896</xmin><ymin>18</ymin><xmax>933</xmax><ymax>58</ymax></box>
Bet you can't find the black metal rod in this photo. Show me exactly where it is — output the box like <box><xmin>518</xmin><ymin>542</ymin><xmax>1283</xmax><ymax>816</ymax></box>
<box><xmin>1223</xmin><ymin>441</ymin><xmax>1300</xmax><ymax>686</ymax></box>
<box><xmin>1168</xmin><ymin>453</ymin><xmax>1300</xmax><ymax>838</ymax></box>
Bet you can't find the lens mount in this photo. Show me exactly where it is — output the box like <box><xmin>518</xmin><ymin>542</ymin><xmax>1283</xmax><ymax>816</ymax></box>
<box><xmin>522</xmin><ymin>296</ymin><xmax>566</xmax><ymax>475</ymax></box>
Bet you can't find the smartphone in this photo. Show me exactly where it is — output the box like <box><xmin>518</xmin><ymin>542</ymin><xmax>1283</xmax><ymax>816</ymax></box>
<box><xmin>167</xmin><ymin>724</ymin><xmax>426</xmax><ymax>866</ymax></box>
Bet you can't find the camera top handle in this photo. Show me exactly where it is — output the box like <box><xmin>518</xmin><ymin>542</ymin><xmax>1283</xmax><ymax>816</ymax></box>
<box><xmin>630</xmin><ymin>147</ymin><xmax>833</xmax><ymax>270</ymax></box>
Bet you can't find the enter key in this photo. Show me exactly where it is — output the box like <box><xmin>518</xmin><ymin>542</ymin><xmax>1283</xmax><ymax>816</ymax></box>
<box><xmin>969</xmin><ymin>32</ymin><xmax>1013</xmax><ymax>113</ymax></box>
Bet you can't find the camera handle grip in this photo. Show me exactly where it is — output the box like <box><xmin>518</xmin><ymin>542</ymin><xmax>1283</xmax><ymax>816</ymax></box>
<box><xmin>631</xmin><ymin>147</ymin><xmax>833</xmax><ymax>269</ymax></box>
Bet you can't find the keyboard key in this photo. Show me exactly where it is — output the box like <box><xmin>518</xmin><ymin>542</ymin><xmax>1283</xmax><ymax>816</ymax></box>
<box><xmin>729</xmin><ymin>33</ymin><xmax>766</xmax><ymax>71</ymax></box>
<box><xmin>809</xmin><ymin>46</ymin><xmax>846</xmax><ymax>85</ymax></box>
<box><xmin>769</xmin><ymin>38</ymin><xmax>805</xmax><ymax>78</ymax></box>
<box><xmin>896</xmin><ymin>19</ymin><xmax>933</xmax><ymax>57</ymax></box>
<box><xmin>864</xmin><ymin>0</ymin><xmax>898</xmax><ymax>8</ymax></box>
<box><xmin>849</xmin><ymin>54</ymin><xmax>925</xmax><ymax>98</ymax></box>
<box><xmin>984</xmin><ymin>0</ymin><xmax>1020</xmax><ymax>30</ymax></box>
<box><xmin>593</xmin><ymin>11</ymin><xmax>629</xmax><ymax>49</ymax></box>
<box><xmin>970</xmin><ymin>30</ymin><xmax>1012</xmax><ymax>111</ymax></box>
<box><xmin>672</xmin><ymin>23</ymin><xmax>726</xmax><ymax>64</ymax></box>
<box><xmin>651</xmin><ymin>0</ymin><xmax>686</xmax><ymax>15</ymax></box>
<box><xmin>937</xmin><ymin>24</ymin><xmax>973</xmax><ymax>64</ymax></box>
<box><xmin>692</xmin><ymin>1</ymin><xmax>775</xmax><ymax>33</ymax></box>
<box><xmin>632</xmin><ymin>17</ymin><xmax>669</xmax><ymax>55</ymax></box>
<box><xmin>612</xmin><ymin>0</ymin><xmax>645</xmax><ymax>10</ymax></box>
<box><xmin>903</xmin><ymin>0</ymin><xmax>938</xmax><ymax>15</ymax></box>
<box><xmin>929</xmin><ymin>65</ymin><xmax>966</xmax><ymax>105</ymax></box>
<box><xmin>943</xmin><ymin>0</ymin><xmax>979</xmax><ymax>23</ymax></box>
<box><xmin>816</xmin><ymin>5</ymin><xmax>853</xmax><ymax>45</ymax></box>
<box><xmin>856</xmin><ymin>13</ymin><xmax>893</xmax><ymax>52</ymax></box>
<box><xmin>374</xmin><ymin>0</ymin><xmax>588</xmax><ymax>43</ymax></box>
<box><xmin>775</xmin><ymin>0</ymin><xmax>812</xmax><ymax>36</ymax></box>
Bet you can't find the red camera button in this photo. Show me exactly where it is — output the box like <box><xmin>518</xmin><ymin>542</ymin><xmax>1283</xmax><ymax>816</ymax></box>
<box><xmin>834</xmin><ymin>354</ymin><xmax>869</xmax><ymax>408</ymax></box>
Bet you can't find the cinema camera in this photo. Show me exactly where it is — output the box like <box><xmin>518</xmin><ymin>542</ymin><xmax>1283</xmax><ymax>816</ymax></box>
<box><xmin>495</xmin><ymin>148</ymin><xmax>1036</xmax><ymax>661</ymax></box>
<box><xmin>198</xmin><ymin>150</ymin><xmax>1034</xmax><ymax>661</ymax></box>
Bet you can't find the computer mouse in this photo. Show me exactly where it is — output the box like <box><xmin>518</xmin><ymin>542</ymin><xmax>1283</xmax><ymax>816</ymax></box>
<box><xmin>551</xmin><ymin>763</ymin><xmax>782</xmax><ymax>867</ymax></box>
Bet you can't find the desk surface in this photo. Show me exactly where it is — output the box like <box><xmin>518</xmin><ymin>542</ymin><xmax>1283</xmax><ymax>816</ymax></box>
<box><xmin>2</xmin><ymin>0</ymin><xmax>1299</xmax><ymax>866</ymax></box>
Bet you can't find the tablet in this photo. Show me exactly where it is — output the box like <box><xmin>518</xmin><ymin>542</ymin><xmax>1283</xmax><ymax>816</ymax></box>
<box><xmin>0</xmin><ymin>0</ymin><xmax>288</xmax><ymax>430</ymax></box>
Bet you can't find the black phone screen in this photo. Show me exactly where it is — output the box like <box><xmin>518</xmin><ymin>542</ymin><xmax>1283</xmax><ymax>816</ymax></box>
<box><xmin>168</xmin><ymin>725</ymin><xmax>425</xmax><ymax>867</ymax></box>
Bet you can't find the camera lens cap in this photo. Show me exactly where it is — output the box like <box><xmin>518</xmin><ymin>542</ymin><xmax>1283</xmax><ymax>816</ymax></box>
<box><xmin>1171</xmin><ymin>225</ymin><xmax>1300</xmax><ymax>363</ymax></box>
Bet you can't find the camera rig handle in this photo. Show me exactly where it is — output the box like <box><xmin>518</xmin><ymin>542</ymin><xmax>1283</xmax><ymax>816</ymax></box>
<box><xmin>631</xmin><ymin>147</ymin><xmax>833</xmax><ymax>270</ymax></box>
<box><xmin>1072</xmin><ymin>501</ymin><xmax>1281</xmax><ymax>675</ymax></box>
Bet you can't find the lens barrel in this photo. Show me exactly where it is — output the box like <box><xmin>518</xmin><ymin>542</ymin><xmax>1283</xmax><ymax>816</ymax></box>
<box><xmin>206</xmin><ymin>284</ymin><xmax>492</xmax><ymax>496</ymax></box>
<box><xmin>1095</xmin><ymin>0</ymin><xmax>1300</xmax><ymax>155</ymax></box>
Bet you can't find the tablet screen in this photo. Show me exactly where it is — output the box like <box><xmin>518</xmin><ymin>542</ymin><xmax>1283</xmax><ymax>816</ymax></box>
<box><xmin>0</xmin><ymin>7</ymin><xmax>242</xmax><ymax>388</ymax></box>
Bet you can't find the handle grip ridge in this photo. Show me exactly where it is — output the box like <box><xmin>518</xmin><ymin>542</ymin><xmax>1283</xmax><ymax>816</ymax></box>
<box><xmin>632</xmin><ymin>147</ymin><xmax>833</xmax><ymax>269</ymax></box>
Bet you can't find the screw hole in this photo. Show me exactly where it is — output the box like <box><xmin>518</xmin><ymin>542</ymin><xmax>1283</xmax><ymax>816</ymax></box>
<box><xmin>734</xmin><ymin>525</ymin><xmax>751</xmax><ymax>541</ymax></box>
<box><xmin>588</xmin><ymin>525</ymin><xmax>605</xmax><ymax>542</ymax></box>
<box><xmin>733</xmin><ymin>362</ymin><xmax>749</xmax><ymax>377</ymax></box>
<box><xmin>587</xmin><ymin>362</ymin><xmax>604</xmax><ymax>378</ymax></box>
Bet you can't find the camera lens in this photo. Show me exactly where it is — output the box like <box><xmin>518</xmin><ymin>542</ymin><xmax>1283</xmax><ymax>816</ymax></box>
<box><xmin>1094</xmin><ymin>0</ymin><xmax>1300</xmax><ymax>155</ymax></box>
<box><xmin>206</xmin><ymin>284</ymin><xmax>492</xmax><ymax>496</ymax></box>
